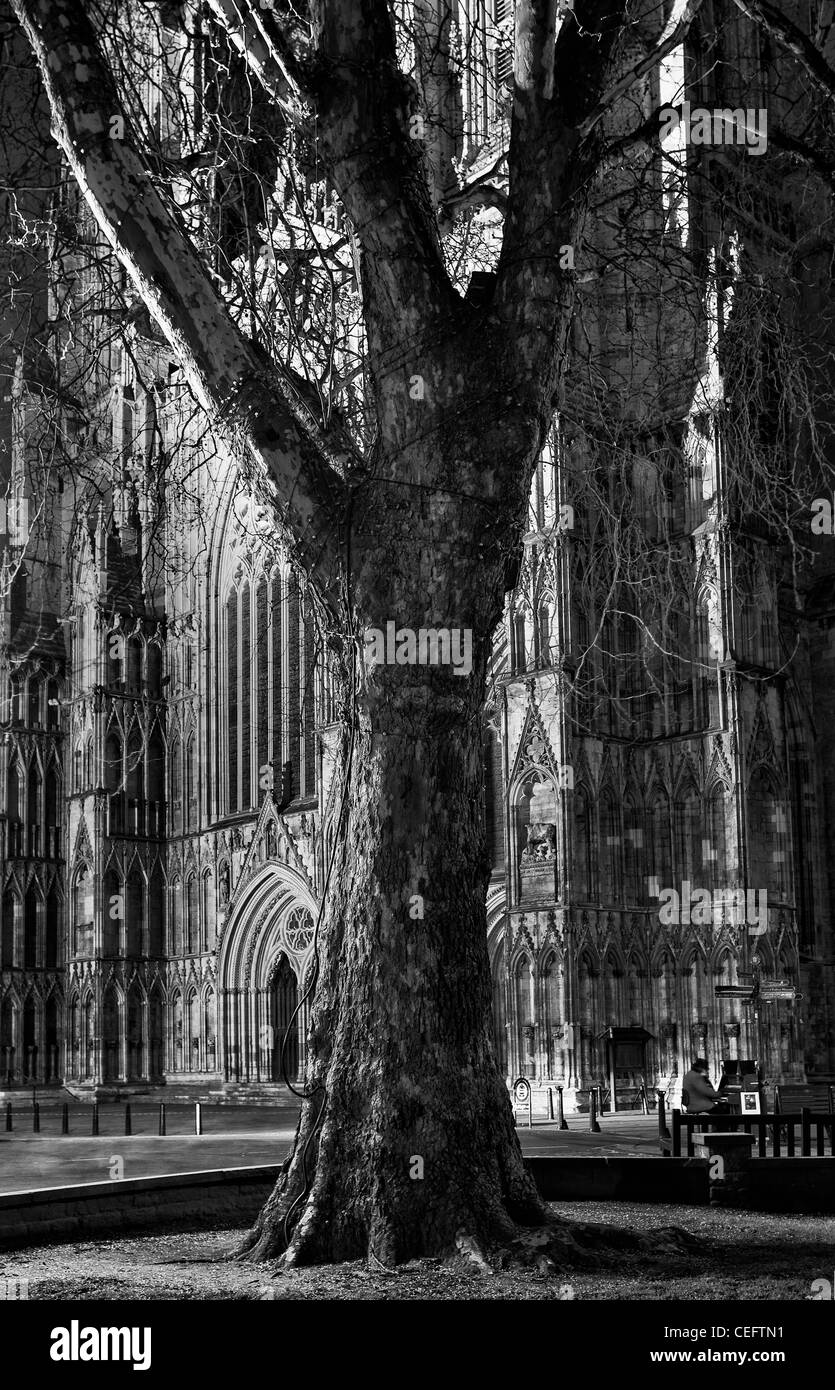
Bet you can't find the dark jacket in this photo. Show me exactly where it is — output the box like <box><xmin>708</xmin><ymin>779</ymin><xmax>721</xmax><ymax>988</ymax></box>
<box><xmin>682</xmin><ymin>1068</ymin><xmax>719</xmax><ymax>1112</ymax></box>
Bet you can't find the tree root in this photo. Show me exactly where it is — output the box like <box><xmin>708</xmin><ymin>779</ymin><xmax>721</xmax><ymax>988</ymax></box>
<box><xmin>447</xmin><ymin>1213</ymin><xmax>701</xmax><ymax>1277</ymax></box>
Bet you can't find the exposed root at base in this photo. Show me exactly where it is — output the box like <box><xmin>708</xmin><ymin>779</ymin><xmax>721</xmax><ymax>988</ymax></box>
<box><xmin>444</xmin><ymin>1214</ymin><xmax>702</xmax><ymax>1277</ymax></box>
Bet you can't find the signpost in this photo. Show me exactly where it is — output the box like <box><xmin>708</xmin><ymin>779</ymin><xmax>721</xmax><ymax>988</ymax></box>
<box><xmin>512</xmin><ymin>1076</ymin><xmax>532</xmax><ymax>1129</ymax></box>
<box><xmin>715</xmin><ymin>969</ymin><xmax>801</xmax><ymax>1082</ymax></box>
<box><xmin>759</xmin><ymin>984</ymin><xmax>801</xmax><ymax>1003</ymax></box>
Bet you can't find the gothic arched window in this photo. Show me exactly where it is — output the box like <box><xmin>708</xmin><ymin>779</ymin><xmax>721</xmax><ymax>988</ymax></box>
<box><xmin>573</xmin><ymin>788</ymin><xmax>593</xmax><ymax>900</ymax></box>
<box><xmin>201</xmin><ymin>871</ymin><xmax>215</xmax><ymax>951</ymax></box>
<box><xmin>537</xmin><ymin>596</ymin><xmax>554</xmax><ymax>669</ymax></box>
<box><xmin>23</xmin><ymin>887</ymin><xmax>38</xmax><ymax>968</ymax></box>
<box><xmin>226</xmin><ymin>588</ymin><xmax>239</xmax><ymax>813</ymax></box>
<box><xmin>649</xmin><ymin>789</ymin><xmax>673</xmax><ymax>892</ymax></box>
<box><xmin>599</xmin><ymin>792</ymin><xmax>621</xmax><ymax>903</ymax></box>
<box><xmin>73</xmin><ymin>867</ymin><xmax>93</xmax><ymax>956</ymax></box>
<box><xmin>127</xmin><ymin>873</ymin><xmax>144</xmax><ymax>956</ymax></box>
<box><xmin>1</xmin><ymin>891</ymin><xmax>16</xmax><ymax>967</ymax></box>
<box><xmin>149</xmin><ymin>868</ymin><xmax>164</xmax><ymax>956</ymax></box>
<box><xmin>675</xmin><ymin>782</ymin><xmax>701</xmax><ymax>884</ymax></box>
<box><xmin>170</xmin><ymin>737</ymin><xmax>182</xmax><ymax>832</ymax></box>
<box><xmin>186</xmin><ymin>874</ymin><xmax>198</xmax><ymax>953</ymax></box>
<box><xmin>46</xmin><ymin>889</ymin><xmax>59</xmax><ymax>968</ymax></box>
<box><xmin>623</xmin><ymin>797</ymin><xmax>643</xmax><ymax>906</ymax></box>
<box><xmin>185</xmin><ymin>734</ymin><xmax>195</xmax><ymax>828</ymax></box>
<box><xmin>706</xmin><ymin>784</ymin><xmax>730</xmax><ymax>892</ymax></box>
<box><xmin>748</xmin><ymin>768</ymin><xmax>788</xmax><ymax>901</ymax></box>
<box><xmin>170</xmin><ymin>876</ymin><xmax>183</xmax><ymax>955</ymax></box>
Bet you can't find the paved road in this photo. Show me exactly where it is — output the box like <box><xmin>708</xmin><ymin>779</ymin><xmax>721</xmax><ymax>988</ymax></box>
<box><xmin>0</xmin><ymin>1110</ymin><xmax>662</xmax><ymax>1193</ymax></box>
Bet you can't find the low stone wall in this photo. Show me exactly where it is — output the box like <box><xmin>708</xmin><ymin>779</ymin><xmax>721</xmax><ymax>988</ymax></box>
<box><xmin>0</xmin><ymin>1166</ymin><xmax>279</xmax><ymax>1249</ymax></box>
<box><xmin>749</xmin><ymin>1158</ymin><xmax>835</xmax><ymax>1211</ymax></box>
<box><xmin>2</xmin><ymin>1154</ymin><xmax>834</xmax><ymax>1248</ymax></box>
<box><xmin>531</xmin><ymin>1157</ymin><xmax>709</xmax><ymax>1204</ymax></box>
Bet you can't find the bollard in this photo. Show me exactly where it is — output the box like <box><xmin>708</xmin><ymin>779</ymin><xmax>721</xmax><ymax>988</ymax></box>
<box><xmin>589</xmin><ymin>1088</ymin><xmax>601</xmax><ymax>1134</ymax></box>
<box><xmin>657</xmin><ymin>1090</ymin><xmax>670</xmax><ymax>1145</ymax></box>
<box><xmin>91</xmin><ymin>1101</ymin><xmax>99</xmax><ymax>1136</ymax></box>
<box><xmin>124</xmin><ymin>1103</ymin><xmax>132</xmax><ymax>1137</ymax></box>
<box><xmin>547</xmin><ymin>1086</ymin><xmax>554</xmax><ymax>1121</ymax></box>
<box><xmin>61</xmin><ymin>1102</ymin><xmax>69</xmax><ymax>1136</ymax></box>
<box><xmin>557</xmin><ymin>1085</ymin><xmax>568</xmax><ymax>1131</ymax></box>
<box><xmin>194</xmin><ymin>1102</ymin><xmax>202</xmax><ymax>1136</ymax></box>
<box><xmin>5</xmin><ymin>1102</ymin><xmax>11</xmax><ymax>1132</ymax></box>
<box><xmin>33</xmin><ymin>1101</ymin><xmax>39</xmax><ymax>1133</ymax></box>
<box><xmin>158</xmin><ymin>1103</ymin><xmax>166</xmax><ymax>1137</ymax></box>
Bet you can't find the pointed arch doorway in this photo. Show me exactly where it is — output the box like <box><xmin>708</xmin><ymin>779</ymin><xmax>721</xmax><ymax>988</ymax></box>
<box><xmin>269</xmin><ymin>953</ymin><xmax>299</xmax><ymax>1082</ymax></box>
<box><xmin>218</xmin><ymin>863</ymin><xmax>317</xmax><ymax>1087</ymax></box>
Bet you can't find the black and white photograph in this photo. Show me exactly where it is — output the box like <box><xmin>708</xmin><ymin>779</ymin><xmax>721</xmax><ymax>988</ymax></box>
<box><xmin>1</xmin><ymin>0</ymin><xmax>834</xmax><ymax>1365</ymax></box>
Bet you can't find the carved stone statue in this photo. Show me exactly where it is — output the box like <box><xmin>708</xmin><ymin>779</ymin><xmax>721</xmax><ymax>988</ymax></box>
<box><xmin>521</xmin><ymin>821</ymin><xmax>556</xmax><ymax>864</ymax></box>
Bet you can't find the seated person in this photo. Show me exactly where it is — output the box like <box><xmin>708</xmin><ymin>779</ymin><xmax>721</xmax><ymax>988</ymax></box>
<box><xmin>681</xmin><ymin>1057</ymin><xmax>728</xmax><ymax>1113</ymax></box>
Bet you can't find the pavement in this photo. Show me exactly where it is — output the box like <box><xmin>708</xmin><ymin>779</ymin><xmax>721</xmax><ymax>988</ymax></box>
<box><xmin>0</xmin><ymin>1104</ymin><xmax>662</xmax><ymax>1194</ymax></box>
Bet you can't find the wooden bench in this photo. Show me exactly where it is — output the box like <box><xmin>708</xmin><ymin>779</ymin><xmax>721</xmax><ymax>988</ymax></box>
<box><xmin>659</xmin><ymin>1105</ymin><xmax>835</xmax><ymax>1157</ymax></box>
<box><xmin>774</xmin><ymin>1084</ymin><xmax>835</xmax><ymax>1114</ymax></box>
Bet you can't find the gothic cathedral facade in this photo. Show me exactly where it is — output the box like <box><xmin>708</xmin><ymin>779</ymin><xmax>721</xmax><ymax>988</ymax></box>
<box><xmin>1</xmin><ymin>1</ymin><xmax>834</xmax><ymax>1105</ymax></box>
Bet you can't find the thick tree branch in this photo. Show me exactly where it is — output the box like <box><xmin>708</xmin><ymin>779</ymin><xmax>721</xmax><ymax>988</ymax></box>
<box><xmin>413</xmin><ymin>0</ymin><xmax>460</xmax><ymax>206</ymax></box>
<box><xmin>204</xmin><ymin>0</ymin><xmax>312</xmax><ymax>129</ymax></box>
<box><xmin>731</xmin><ymin>0</ymin><xmax>835</xmax><ymax>104</ymax></box>
<box><xmin>495</xmin><ymin>0</ymin><xmax>627</xmax><ymax>393</ymax></box>
<box><xmin>578</xmin><ymin>0</ymin><xmax>706</xmax><ymax>139</ymax></box>
<box><xmin>308</xmin><ymin>0</ymin><xmax>457</xmax><ymax>363</ymax></box>
<box><xmin>12</xmin><ymin>0</ymin><xmax>352</xmax><ymax>613</ymax></box>
<box><xmin>442</xmin><ymin>181</ymin><xmax>508</xmax><ymax>218</ymax></box>
<box><xmin>203</xmin><ymin>0</ymin><xmax>457</xmax><ymax>371</ymax></box>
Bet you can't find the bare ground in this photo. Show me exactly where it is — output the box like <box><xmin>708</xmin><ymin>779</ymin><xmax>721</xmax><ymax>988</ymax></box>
<box><xmin>2</xmin><ymin>1203</ymin><xmax>833</xmax><ymax>1300</ymax></box>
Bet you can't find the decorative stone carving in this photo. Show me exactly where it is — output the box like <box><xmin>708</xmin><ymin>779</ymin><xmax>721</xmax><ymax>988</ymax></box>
<box><xmin>521</xmin><ymin>821</ymin><xmax>556</xmax><ymax>864</ymax></box>
<box><xmin>285</xmin><ymin>907</ymin><xmax>314</xmax><ymax>955</ymax></box>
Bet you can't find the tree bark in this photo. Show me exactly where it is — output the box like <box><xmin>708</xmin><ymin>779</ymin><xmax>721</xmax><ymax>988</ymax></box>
<box><xmin>238</xmin><ymin>645</ymin><xmax>547</xmax><ymax>1266</ymax></box>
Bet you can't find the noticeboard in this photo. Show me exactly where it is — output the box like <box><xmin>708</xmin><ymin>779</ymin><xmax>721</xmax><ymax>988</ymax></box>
<box><xmin>512</xmin><ymin>1076</ymin><xmax>532</xmax><ymax>1128</ymax></box>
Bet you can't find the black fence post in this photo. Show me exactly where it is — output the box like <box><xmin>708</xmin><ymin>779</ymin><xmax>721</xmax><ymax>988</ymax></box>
<box><xmin>557</xmin><ymin>1085</ymin><xmax>568</xmax><ymax>1131</ymax></box>
<box><xmin>32</xmin><ymin>1101</ymin><xmax>39</xmax><ymax>1133</ymax></box>
<box><xmin>124</xmin><ymin>1103</ymin><xmax>132</xmax><ymax>1137</ymax></box>
<box><xmin>4</xmin><ymin>1102</ymin><xmax>11</xmax><ymax>1132</ymax></box>
<box><xmin>589</xmin><ymin>1088</ymin><xmax>601</xmax><ymax>1134</ymax></box>
<box><xmin>801</xmin><ymin>1107</ymin><xmax>811</xmax><ymax>1158</ymax></box>
<box><xmin>91</xmin><ymin>1101</ymin><xmax>99</xmax><ymax>1136</ymax></box>
<box><xmin>672</xmin><ymin>1108</ymin><xmax>682</xmax><ymax>1157</ymax></box>
<box><xmin>158</xmin><ymin>1103</ymin><xmax>166</xmax><ymax>1137</ymax></box>
<box><xmin>657</xmin><ymin>1090</ymin><xmax>669</xmax><ymax>1145</ymax></box>
<box><xmin>61</xmin><ymin>1102</ymin><xmax>69</xmax><ymax>1136</ymax></box>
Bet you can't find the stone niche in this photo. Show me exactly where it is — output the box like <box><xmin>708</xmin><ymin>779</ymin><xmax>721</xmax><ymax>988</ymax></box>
<box><xmin>518</xmin><ymin>776</ymin><xmax>558</xmax><ymax>902</ymax></box>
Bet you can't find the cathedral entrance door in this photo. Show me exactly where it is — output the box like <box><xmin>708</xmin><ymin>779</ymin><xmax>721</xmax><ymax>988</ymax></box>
<box><xmin>270</xmin><ymin>953</ymin><xmax>299</xmax><ymax>1083</ymax></box>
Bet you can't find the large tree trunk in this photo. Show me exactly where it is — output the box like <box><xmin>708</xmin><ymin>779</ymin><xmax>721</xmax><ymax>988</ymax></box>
<box><xmin>238</xmin><ymin>643</ymin><xmax>547</xmax><ymax>1266</ymax></box>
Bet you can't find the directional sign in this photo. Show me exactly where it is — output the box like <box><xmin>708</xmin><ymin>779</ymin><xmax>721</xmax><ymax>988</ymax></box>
<box><xmin>715</xmin><ymin>985</ymin><xmax>756</xmax><ymax>999</ymax></box>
